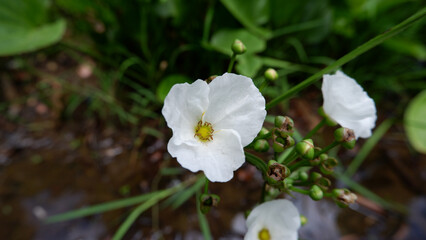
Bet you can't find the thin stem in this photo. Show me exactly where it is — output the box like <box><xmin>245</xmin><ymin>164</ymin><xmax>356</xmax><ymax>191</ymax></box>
<box><xmin>227</xmin><ymin>53</ymin><xmax>237</xmax><ymax>73</ymax></box>
<box><xmin>202</xmin><ymin>0</ymin><xmax>215</xmax><ymax>43</ymax></box>
<box><xmin>260</xmin><ymin>182</ymin><xmax>267</xmax><ymax>203</ymax></box>
<box><xmin>290</xmin><ymin>186</ymin><xmax>309</xmax><ymax>195</ymax></box>
<box><xmin>304</xmin><ymin>119</ymin><xmax>326</xmax><ymax>140</ymax></box>
<box><xmin>289</xmin><ymin>159</ymin><xmax>310</xmax><ymax>171</ymax></box>
<box><xmin>245</xmin><ymin>151</ymin><xmax>268</xmax><ymax>174</ymax></box>
<box><xmin>266</xmin><ymin>7</ymin><xmax>426</xmax><ymax>109</ymax></box>
<box><xmin>317</xmin><ymin>141</ymin><xmax>339</xmax><ymax>157</ymax></box>
<box><xmin>204</xmin><ymin>178</ymin><xmax>209</xmax><ymax>194</ymax></box>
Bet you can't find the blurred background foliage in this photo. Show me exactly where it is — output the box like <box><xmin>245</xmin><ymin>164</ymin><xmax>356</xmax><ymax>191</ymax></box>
<box><xmin>0</xmin><ymin>0</ymin><xmax>425</xmax><ymax>239</ymax></box>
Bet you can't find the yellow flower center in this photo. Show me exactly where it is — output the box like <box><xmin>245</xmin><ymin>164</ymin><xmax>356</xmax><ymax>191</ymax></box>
<box><xmin>194</xmin><ymin>119</ymin><xmax>214</xmax><ymax>142</ymax></box>
<box><xmin>258</xmin><ymin>228</ymin><xmax>271</xmax><ymax>240</ymax></box>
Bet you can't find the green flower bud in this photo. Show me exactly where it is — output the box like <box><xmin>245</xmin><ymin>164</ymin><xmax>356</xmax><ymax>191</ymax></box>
<box><xmin>310</xmin><ymin>172</ymin><xmax>322</xmax><ymax>182</ymax></box>
<box><xmin>316</xmin><ymin>177</ymin><xmax>331</xmax><ymax>190</ymax></box>
<box><xmin>274</xmin><ymin>116</ymin><xmax>294</xmax><ymax>134</ymax></box>
<box><xmin>320</xmin><ymin>163</ymin><xmax>333</xmax><ymax>175</ymax></box>
<box><xmin>309</xmin><ymin>185</ymin><xmax>323</xmax><ymax>201</ymax></box>
<box><xmin>264</xmin><ymin>68</ymin><xmax>278</xmax><ymax>81</ymax></box>
<box><xmin>300</xmin><ymin>215</ymin><xmax>308</xmax><ymax>226</ymax></box>
<box><xmin>200</xmin><ymin>193</ymin><xmax>220</xmax><ymax>214</ymax></box>
<box><xmin>296</xmin><ymin>139</ymin><xmax>315</xmax><ymax>160</ymax></box>
<box><xmin>266</xmin><ymin>160</ymin><xmax>290</xmax><ymax>187</ymax></box>
<box><xmin>283</xmin><ymin>178</ymin><xmax>293</xmax><ymax>189</ymax></box>
<box><xmin>257</xmin><ymin>127</ymin><xmax>270</xmax><ymax>139</ymax></box>
<box><xmin>318</xmin><ymin>107</ymin><xmax>337</xmax><ymax>126</ymax></box>
<box><xmin>253</xmin><ymin>139</ymin><xmax>270</xmax><ymax>152</ymax></box>
<box><xmin>231</xmin><ymin>39</ymin><xmax>246</xmax><ymax>55</ymax></box>
<box><xmin>298</xmin><ymin>171</ymin><xmax>309</xmax><ymax>182</ymax></box>
<box><xmin>273</xmin><ymin>135</ymin><xmax>295</xmax><ymax>152</ymax></box>
<box><xmin>320</xmin><ymin>157</ymin><xmax>338</xmax><ymax>175</ymax></box>
<box><xmin>332</xmin><ymin>189</ymin><xmax>357</xmax><ymax>208</ymax></box>
<box><xmin>319</xmin><ymin>153</ymin><xmax>328</xmax><ymax>162</ymax></box>
<box><xmin>334</xmin><ymin>128</ymin><xmax>356</xmax><ymax>149</ymax></box>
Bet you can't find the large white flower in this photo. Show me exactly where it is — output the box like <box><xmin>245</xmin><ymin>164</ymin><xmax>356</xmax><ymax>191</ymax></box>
<box><xmin>322</xmin><ymin>70</ymin><xmax>377</xmax><ymax>139</ymax></box>
<box><xmin>162</xmin><ymin>73</ymin><xmax>266</xmax><ymax>182</ymax></box>
<box><xmin>245</xmin><ymin>199</ymin><xmax>301</xmax><ymax>240</ymax></box>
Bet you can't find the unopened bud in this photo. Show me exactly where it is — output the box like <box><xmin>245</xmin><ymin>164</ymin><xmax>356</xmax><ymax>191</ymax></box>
<box><xmin>257</xmin><ymin>127</ymin><xmax>270</xmax><ymax>139</ymax></box>
<box><xmin>320</xmin><ymin>157</ymin><xmax>338</xmax><ymax>175</ymax></box>
<box><xmin>300</xmin><ymin>215</ymin><xmax>308</xmax><ymax>226</ymax></box>
<box><xmin>231</xmin><ymin>39</ymin><xmax>246</xmax><ymax>55</ymax></box>
<box><xmin>316</xmin><ymin>177</ymin><xmax>331</xmax><ymax>190</ymax></box>
<box><xmin>310</xmin><ymin>172</ymin><xmax>322</xmax><ymax>182</ymax></box>
<box><xmin>334</xmin><ymin>128</ymin><xmax>356</xmax><ymax>149</ymax></box>
<box><xmin>266</xmin><ymin>160</ymin><xmax>290</xmax><ymax>186</ymax></box>
<box><xmin>274</xmin><ymin>116</ymin><xmax>294</xmax><ymax>135</ymax></box>
<box><xmin>200</xmin><ymin>193</ymin><xmax>220</xmax><ymax>214</ymax></box>
<box><xmin>298</xmin><ymin>171</ymin><xmax>309</xmax><ymax>181</ymax></box>
<box><xmin>309</xmin><ymin>185</ymin><xmax>323</xmax><ymax>201</ymax></box>
<box><xmin>264</xmin><ymin>68</ymin><xmax>278</xmax><ymax>81</ymax></box>
<box><xmin>253</xmin><ymin>139</ymin><xmax>270</xmax><ymax>152</ymax></box>
<box><xmin>318</xmin><ymin>107</ymin><xmax>337</xmax><ymax>126</ymax></box>
<box><xmin>273</xmin><ymin>135</ymin><xmax>295</xmax><ymax>153</ymax></box>
<box><xmin>332</xmin><ymin>189</ymin><xmax>357</xmax><ymax>208</ymax></box>
<box><xmin>296</xmin><ymin>139</ymin><xmax>315</xmax><ymax>160</ymax></box>
<box><xmin>283</xmin><ymin>178</ymin><xmax>293</xmax><ymax>189</ymax></box>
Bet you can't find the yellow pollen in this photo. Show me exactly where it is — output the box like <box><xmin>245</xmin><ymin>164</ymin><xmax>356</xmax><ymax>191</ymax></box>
<box><xmin>194</xmin><ymin>120</ymin><xmax>214</xmax><ymax>142</ymax></box>
<box><xmin>258</xmin><ymin>228</ymin><xmax>271</xmax><ymax>240</ymax></box>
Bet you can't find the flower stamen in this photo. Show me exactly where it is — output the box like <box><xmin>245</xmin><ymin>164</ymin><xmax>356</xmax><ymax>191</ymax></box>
<box><xmin>194</xmin><ymin>120</ymin><xmax>214</xmax><ymax>142</ymax></box>
<box><xmin>258</xmin><ymin>228</ymin><xmax>271</xmax><ymax>240</ymax></box>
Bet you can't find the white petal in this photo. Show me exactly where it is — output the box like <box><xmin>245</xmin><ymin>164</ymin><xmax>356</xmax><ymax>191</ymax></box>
<box><xmin>204</xmin><ymin>73</ymin><xmax>266</xmax><ymax>146</ymax></box>
<box><xmin>322</xmin><ymin>70</ymin><xmax>377</xmax><ymax>139</ymax></box>
<box><xmin>162</xmin><ymin>80</ymin><xmax>209</xmax><ymax>144</ymax></box>
<box><xmin>167</xmin><ymin>129</ymin><xmax>245</xmax><ymax>182</ymax></box>
<box><xmin>245</xmin><ymin>199</ymin><xmax>300</xmax><ymax>240</ymax></box>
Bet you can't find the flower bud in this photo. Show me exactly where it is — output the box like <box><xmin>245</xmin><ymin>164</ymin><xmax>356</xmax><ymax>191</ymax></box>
<box><xmin>334</xmin><ymin>128</ymin><xmax>356</xmax><ymax>149</ymax></box>
<box><xmin>300</xmin><ymin>215</ymin><xmax>308</xmax><ymax>226</ymax></box>
<box><xmin>332</xmin><ymin>189</ymin><xmax>357</xmax><ymax>208</ymax></box>
<box><xmin>200</xmin><ymin>193</ymin><xmax>220</xmax><ymax>214</ymax></box>
<box><xmin>298</xmin><ymin>171</ymin><xmax>309</xmax><ymax>181</ymax></box>
<box><xmin>253</xmin><ymin>139</ymin><xmax>270</xmax><ymax>152</ymax></box>
<box><xmin>283</xmin><ymin>178</ymin><xmax>293</xmax><ymax>189</ymax></box>
<box><xmin>264</xmin><ymin>68</ymin><xmax>278</xmax><ymax>81</ymax></box>
<box><xmin>266</xmin><ymin>160</ymin><xmax>290</xmax><ymax>187</ymax></box>
<box><xmin>316</xmin><ymin>177</ymin><xmax>331</xmax><ymax>190</ymax></box>
<box><xmin>309</xmin><ymin>185</ymin><xmax>323</xmax><ymax>201</ymax></box>
<box><xmin>274</xmin><ymin>116</ymin><xmax>294</xmax><ymax>135</ymax></box>
<box><xmin>257</xmin><ymin>127</ymin><xmax>270</xmax><ymax>139</ymax></box>
<box><xmin>320</xmin><ymin>157</ymin><xmax>338</xmax><ymax>175</ymax></box>
<box><xmin>273</xmin><ymin>135</ymin><xmax>295</xmax><ymax>153</ymax></box>
<box><xmin>231</xmin><ymin>39</ymin><xmax>246</xmax><ymax>55</ymax></box>
<box><xmin>318</xmin><ymin>107</ymin><xmax>337</xmax><ymax>126</ymax></box>
<box><xmin>296</xmin><ymin>139</ymin><xmax>315</xmax><ymax>160</ymax></box>
<box><xmin>205</xmin><ymin>75</ymin><xmax>217</xmax><ymax>84</ymax></box>
<box><xmin>310</xmin><ymin>172</ymin><xmax>322</xmax><ymax>182</ymax></box>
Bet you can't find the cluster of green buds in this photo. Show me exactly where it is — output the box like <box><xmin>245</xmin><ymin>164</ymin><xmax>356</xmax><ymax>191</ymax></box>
<box><xmin>273</xmin><ymin>116</ymin><xmax>295</xmax><ymax>152</ymax></box>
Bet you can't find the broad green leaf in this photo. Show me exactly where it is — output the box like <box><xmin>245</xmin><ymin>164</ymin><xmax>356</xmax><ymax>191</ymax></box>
<box><xmin>0</xmin><ymin>0</ymin><xmax>66</xmax><ymax>56</ymax></box>
<box><xmin>236</xmin><ymin>54</ymin><xmax>263</xmax><ymax>77</ymax></box>
<box><xmin>220</xmin><ymin>0</ymin><xmax>271</xmax><ymax>37</ymax></box>
<box><xmin>210</xmin><ymin>29</ymin><xmax>266</xmax><ymax>56</ymax></box>
<box><xmin>156</xmin><ymin>74</ymin><xmax>191</xmax><ymax>102</ymax></box>
<box><xmin>404</xmin><ymin>90</ymin><xmax>426</xmax><ymax>153</ymax></box>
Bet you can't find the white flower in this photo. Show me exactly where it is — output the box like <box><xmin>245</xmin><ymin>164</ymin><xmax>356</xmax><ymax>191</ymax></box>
<box><xmin>322</xmin><ymin>70</ymin><xmax>377</xmax><ymax>139</ymax></box>
<box><xmin>245</xmin><ymin>199</ymin><xmax>300</xmax><ymax>240</ymax></box>
<box><xmin>162</xmin><ymin>73</ymin><xmax>266</xmax><ymax>182</ymax></box>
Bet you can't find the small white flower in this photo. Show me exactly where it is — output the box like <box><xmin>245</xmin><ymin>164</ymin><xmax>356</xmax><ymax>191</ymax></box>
<box><xmin>245</xmin><ymin>199</ymin><xmax>300</xmax><ymax>240</ymax></box>
<box><xmin>322</xmin><ymin>70</ymin><xmax>377</xmax><ymax>139</ymax></box>
<box><xmin>162</xmin><ymin>73</ymin><xmax>266</xmax><ymax>182</ymax></box>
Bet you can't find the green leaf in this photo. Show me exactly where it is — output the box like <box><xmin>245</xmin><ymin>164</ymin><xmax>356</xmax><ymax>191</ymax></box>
<box><xmin>156</xmin><ymin>74</ymin><xmax>191</xmax><ymax>102</ymax></box>
<box><xmin>404</xmin><ymin>90</ymin><xmax>426</xmax><ymax>153</ymax></box>
<box><xmin>236</xmin><ymin>54</ymin><xmax>263</xmax><ymax>77</ymax></box>
<box><xmin>0</xmin><ymin>0</ymin><xmax>66</xmax><ymax>56</ymax></box>
<box><xmin>384</xmin><ymin>38</ymin><xmax>426</xmax><ymax>61</ymax></box>
<box><xmin>210</xmin><ymin>29</ymin><xmax>266</xmax><ymax>56</ymax></box>
<box><xmin>220</xmin><ymin>0</ymin><xmax>271</xmax><ymax>38</ymax></box>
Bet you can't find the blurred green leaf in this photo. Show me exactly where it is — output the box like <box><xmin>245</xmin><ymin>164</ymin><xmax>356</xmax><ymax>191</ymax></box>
<box><xmin>220</xmin><ymin>0</ymin><xmax>271</xmax><ymax>37</ymax></box>
<box><xmin>210</xmin><ymin>29</ymin><xmax>266</xmax><ymax>56</ymax></box>
<box><xmin>384</xmin><ymin>38</ymin><xmax>426</xmax><ymax>61</ymax></box>
<box><xmin>404</xmin><ymin>90</ymin><xmax>426</xmax><ymax>153</ymax></box>
<box><xmin>236</xmin><ymin>54</ymin><xmax>263</xmax><ymax>77</ymax></box>
<box><xmin>0</xmin><ymin>0</ymin><xmax>65</xmax><ymax>56</ymax></box>
<box><xmin>157</xmin><ymin>74</ymin><xmax>191</xmax><ymax>102</ymax></box>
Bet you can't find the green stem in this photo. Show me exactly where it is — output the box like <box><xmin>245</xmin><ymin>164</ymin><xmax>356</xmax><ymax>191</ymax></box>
<box><xmin>304</xmin><ymin>119</ymin><xmax>326</xmax><ymax>140</ymax></box>
<box><xmin>204</xmin><ymin>178</ymin><xmax>209</xmax><ymax>194</ymax></box>
<box><xmin>227</xmin><ymin>53</ymin><xmax>237</xmax><ymax>73</ymax></box>
<box><xmin>266</xmin><ymin>7</ymin><xmax>426</xmax><ymax>110</ymax></box>
<box><xmin>290</xmin><ymin>186</ymin><xmax>310</xmax><ymax>195</ymax></box>
<box><xmin>317</xmin><ymin>141</ymin><xmax>339</xmax><ymax>157</ymax></box>
<box><xmin>289</xmin><ymin>159</ymin><xmax>310</xmax><ymax>171</ymax></box>
<box><xmin>202</xmin><ymin>0</ymin><xmax>215</xmax><ymax>43</ymax></box>
<box><xmin>260</xmin><ymin>181</ymin><xmax>267</xmax><ymax>203</ymax></box>
<box><xmin>245</xmin><ymin>151</ymin><xmax>268</xmax><ymax>174</ymax></box>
